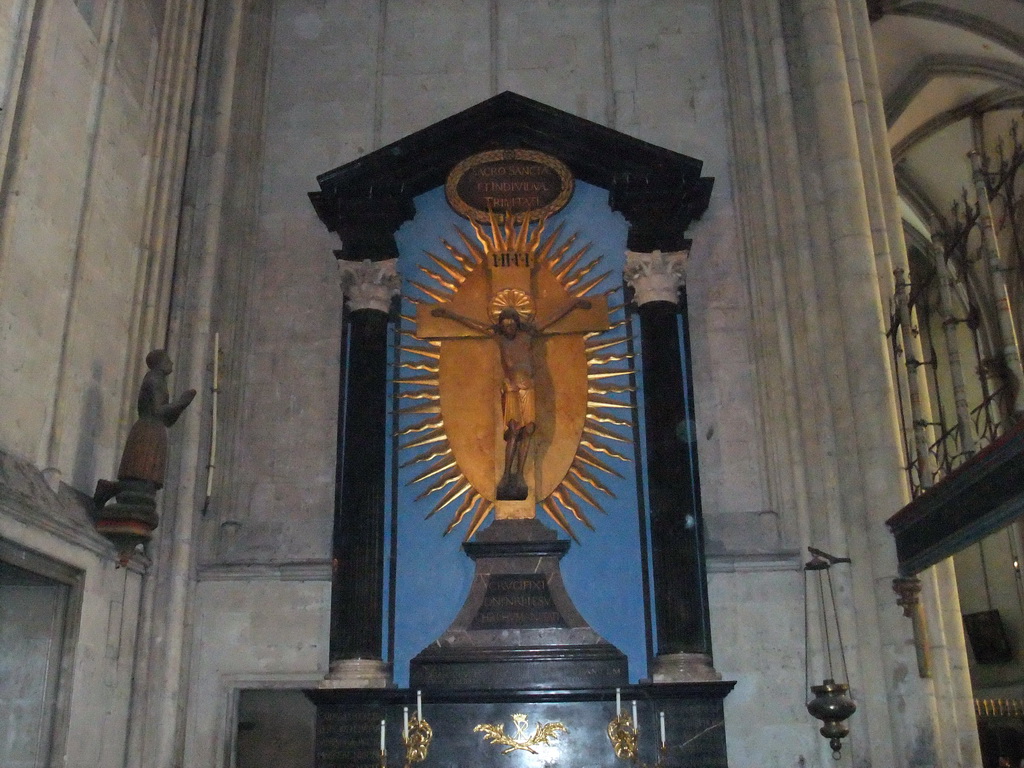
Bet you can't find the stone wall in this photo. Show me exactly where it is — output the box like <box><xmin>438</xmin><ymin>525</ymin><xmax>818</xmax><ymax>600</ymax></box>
<box><xmin>0</xmin><ymin>1</ymin><xmax>210</xmax><ymax>767</ymax></box>
<box><xmin>0</xmin><ymin>0</ymin><xmax>163</xmax><ymax>484</ymax></box>
<box><xmin>0</xmin><ymin>451</ymin><xmax>143</xmax><ymax>768</ymax></box>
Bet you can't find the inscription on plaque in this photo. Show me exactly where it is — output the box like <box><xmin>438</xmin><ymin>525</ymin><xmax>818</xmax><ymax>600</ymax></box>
<box><xmin>317</xmin><ymin>710</ymin><xmax>381</xmax><ymax>768</ymax></box>
<box><xmin>470</xmin><ymin>574</ymin><xmax>568</xmax><ymax>630</ymax></box>
<box><xmin>446</xmin><ymin>149</ymin><xmax>574</xmax><ymax>222</ymax></box>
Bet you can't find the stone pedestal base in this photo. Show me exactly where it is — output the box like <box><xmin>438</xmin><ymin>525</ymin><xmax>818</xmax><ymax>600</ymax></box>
<box><xmin>410</xmin><ymin>518</ymin><xmax>627</xmax><ymax>689</ymax></box>
<box><xmin>91</xmin><ymin>479</ymin><xmax>160</xmax><ymax>565</ymax></box>
<box><xmin>319</xmin><ymin>658</ymin><xmax>393</xmax><ymax>689</ymax></box>
<box><xmin>650</xmin><ymin>652</ymin><xmax>722</xmax><ymax>683</ymax></box>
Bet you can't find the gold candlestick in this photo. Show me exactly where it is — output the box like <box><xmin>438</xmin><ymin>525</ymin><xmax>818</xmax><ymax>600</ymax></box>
<box><xmin>402</xmin><ymin>715</ymin><xmax>433</xmax><ymax>766</ymax></box>
<box><xmin>607</xmin><ymin>713</ymin><xmax>666</xmax><ymax>768</ymax></box>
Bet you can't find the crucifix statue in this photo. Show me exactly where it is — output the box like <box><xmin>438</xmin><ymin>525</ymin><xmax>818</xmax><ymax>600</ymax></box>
<box><xmin>412</xmin><ymin>214</ymin><xmax>611</xmax><ymax>524</ymax></box>
<box><xmin>430</xmin><ymin>294</ymin><xmax>591</xmax><ymax>499</ymax></box>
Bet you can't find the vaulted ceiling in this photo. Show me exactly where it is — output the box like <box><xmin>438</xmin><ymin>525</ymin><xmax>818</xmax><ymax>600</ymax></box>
<box><xmin>872</xmin><ymin>0</ymin><xmax>1024</xmax><ymax>236</ymax></box>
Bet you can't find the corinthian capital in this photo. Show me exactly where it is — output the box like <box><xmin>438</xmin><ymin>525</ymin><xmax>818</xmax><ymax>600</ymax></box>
<box><xmin>623</xmin><ymin>250</ymin><xmax>688</xmax><ymax>306</ymax></box>
<box><xmin>337</xmin><ymin>258</ymin><xmax>401</xmax><ymax>313</ymax></box>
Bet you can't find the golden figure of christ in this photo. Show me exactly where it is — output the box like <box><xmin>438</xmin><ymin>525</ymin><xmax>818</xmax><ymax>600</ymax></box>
<box><xmin>429</xmin><ymin>297</ymin><xmax>592</xmax><ymax>501</ymax></box>
<box><xmin>413</xmin><ymin>219</ymin><xmax>610</xmax><ymax>521</ymax></box>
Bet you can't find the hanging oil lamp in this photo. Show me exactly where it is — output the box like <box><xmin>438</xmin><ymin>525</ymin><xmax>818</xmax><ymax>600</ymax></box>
<box><xmin>804</xmin><ymin>547</ymin><xmax>856</xmax><ymax>760</ymax></box>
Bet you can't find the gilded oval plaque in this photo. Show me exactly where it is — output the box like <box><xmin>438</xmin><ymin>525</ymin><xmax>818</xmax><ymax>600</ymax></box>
<box><xmin>446</xmin><ymin>149</ymin><xmax>574</xmax><ymax>223</ymax></box>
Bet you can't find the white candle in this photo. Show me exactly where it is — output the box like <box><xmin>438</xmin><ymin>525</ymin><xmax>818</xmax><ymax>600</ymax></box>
<box><xmin>380</xmin><ymin>719</ymin><xmax>386</xmax><ymax>752</ymax></box>
<box><xmin>659</xmin><ymin>711</ymin><xmax>666</xmax><ymax>747</ymax></box>
<box><xmin>403</xmin><ymin>706</ymin><xmax>409</xmax><ymax>737</ymax></box>
<box><xmin>417</xmin><ymin>689</ymin><xmax>423</xmax><ymax>720</ymax></box>
<box><xmin>616</xmin><ymin>688</ymin><xmax>621</xmax><ymax>716</ymax></box>
<box><xmin>632</xmin><ymin>700</ymin><xmax>638</xmax><ymax>727</ymax></box>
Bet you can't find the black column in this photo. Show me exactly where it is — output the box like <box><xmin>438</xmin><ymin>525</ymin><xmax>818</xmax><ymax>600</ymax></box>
<box><xmin>612</xmin><ymin>174</ymin><xmax>714</xmax><ymax>661</ymax></box>
<box><xmin>330</xmin><ymin>306</ymin><xmax>390</xmax><ymax>661</ymax></box>
<box><xmin>637</xmin><ymin>296</ymin><xmax>709</xmax><ymax>656</ymax></box>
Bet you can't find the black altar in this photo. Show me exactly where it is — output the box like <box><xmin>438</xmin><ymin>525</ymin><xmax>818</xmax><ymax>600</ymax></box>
<box><xmin>308</xmin><ymin>683</ymin><xmax>733</xmax><ymax>768</ymax></box>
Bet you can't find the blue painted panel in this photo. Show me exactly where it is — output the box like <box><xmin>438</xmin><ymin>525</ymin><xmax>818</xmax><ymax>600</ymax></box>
<box><xmin>390</xmin><ymin>182</ymin><xmax>648</xmax><ymax>686</ymax></box>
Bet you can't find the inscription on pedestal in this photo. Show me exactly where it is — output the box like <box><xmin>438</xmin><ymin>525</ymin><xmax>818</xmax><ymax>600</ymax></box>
<box><xmin>470</xmin><ymin>574</ymin><xmax>567</xmax><ymax>630</ymax></box>
<box><xmin>317</xmin><ymin>710</ymin><xmax>380</xmax><ymax>768</ymax></box>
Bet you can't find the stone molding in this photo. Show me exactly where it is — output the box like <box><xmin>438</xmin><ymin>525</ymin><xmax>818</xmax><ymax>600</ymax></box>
<box><xmin>0</xmin><ymin>449</ymin><xmax>145</xmax><ymax>570</ymax></box>
<box><xmin>623</xmin><ymin>250</ymin><xmax>688</xmax><ymax>306</ymax></box>
<box><xmin>337</xmin><ymin>258</ymin><xmax>401</xmax><ymax>313</ymax></box>
<box><xmin>196</xmin><ymin>560</ymin><xmax>332</xmax><ymax>581</ymax></box>
<box><xmin>706</xmin><ymin>550</ymin><xmax>803</xmax><ymax>573</ymax></box>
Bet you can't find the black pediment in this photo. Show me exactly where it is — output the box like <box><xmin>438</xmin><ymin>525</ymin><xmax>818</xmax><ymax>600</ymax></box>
<box><xmin>310</xmin><ymin>92</ymin><xmax>713</xmax><ymax>259</ymax></box>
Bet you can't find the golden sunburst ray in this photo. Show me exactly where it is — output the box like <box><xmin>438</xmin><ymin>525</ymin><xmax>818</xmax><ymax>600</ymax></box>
<box><xmin>396</xmin><ymin>402</ymin><xmax>441</xmax><ymax>416</ymax></box>
<box><xmin>576</xmin><ymin>447</ymin><xmax>624</xmax><ymax>478</ymax></box>
<box><xmin>588</xmin><ymin>383</ymin><xmax>634</xmax><ymax>395</ymax></box>
<box><xmin>409</xmin><ymin>456</ymin><xmax>458</xmax><ymax>485</ymax></box>
<box><xmin>398</xmin><ymin>422</ymin><xmax>443</xmax><ymax>446</ymax></box>
<box><xmin>399</xmin><ymin>361</ymin><xmax>439</xmax><ymax>373</ymax></box>
<box><xmin>442</xmin><ymin>493</ymin><xmax>482</xmax><ymax>536</ymax></box>
<box><xmin>511</xmin><ymin>211</ymin><xmax>532</xmax><ymax>252</ymax></box>
<box><xmin>402</xmin><ymin>346</ymin><xmax>440</xmax><ymax>361</ymax></box>
<box><xmin>588</xmin><ymin>353</ymin><xmax>633</xmax><ymax>366</ymax></box>
<box><xmin>408</xmin><ymin>278</ymin><xmax>452</xmax><ymax>303</ymax></box>
<box><xmin>580</xmin><ymin>437</ymin><xmax>630</xmax><ymax>462</ymax></box>
<box><xmin>545</xmin><ymin>232</ymin><xmax>579</xmax><ymax>271</ymax></box>
<box><xmin>586</xmin><ymin>319</ymin><xmax>628</xmax><ymax>338</ymax></box>
<box><xmin>395</xmin><ymin>374</ymin><xmax>440</xmax><ymax>387</ymax></box>
<box><xmin>441</xmin><ymin>238</ymin><xmax>475</xmax><ymax>269</ymax></box>
<box><xmin>426</xmin><ymin>478</ymin><xmax>473</xmax><ymax>518</ymax></box>
<box><xmin>562</xmin><ymin>473</ymin><xmax>603</xmax><ymax>510</ymax></box>
<box><xmin>553</xmin><ymin>243</ymin><xmax>591</xmax><ymax>281</ymax></box>
<box><xmin>443</xmin><ymin>492</ymin><xmax>480</xmax><ymax>534</ymax></box>
<box><xmin>563</xmin><ymin>257</ymin><xmax>601</xmax><ymax>290</ymax></box>
<box><xmin>399</xmin><ymin>442</ymin><xmax>450</xmax><ymax>469</ymax></box>
<box><xmin>454</xmin><ymin>228</ymin><xmax>486</xmax><ymax>265</ymax></box>
<box><xmin>587</xmin><ymin>396</ymin><xmax>635</xmax><ymax>411</ymax></box>
<box><xmin>535</xmin><ymin>221</ymin><xmax>566</xmax><ymax>264</ymax></box>
<box><xmin>402</xmin><ymin>428</ymin><xmax>447</xmax><ymax>448</ymax></box>
<box><xmin>540</xmin><ymin>497</ymin><xmax>579</xmax><ymax>542</ymax></box>
<box><xmin>585</xmin><ymin>336</ymin><xmax>630</xmax><ymax>355</ymax></box>
<box><xmin>399</xmin><ymin>329</ymin><xmax>440</xmax><ymax>344</ymax></box>
<box><xmin>400</xmin><ymin>313</ymin><xmax>416</xmax><ymax>324</ymax></box>
<box><xmin>478</xmin><ymin>210</ymin><xmax>500</xmax><ymax>248</ymax></box>
<box><xmin>574</xmin><ymin>270</ymin><xmax>613</xmax><ymax>296</ymax></box>
<box><xmin>584</xmin><ymin>420</ymin><xmax>631</xmax><ymax>444</ymax></box>
<box><xmin>551</xmin><ymin>487</ymin><xmax>595</xmax><ymax>531</ymax></box>
<box><xmin>569</xmin><ymin>464</ymin><xmax>615</xmax><ymax>497</ymax></box>
<box><xmin>417</xmin><ymin>266</ymin><xmax>458</xmax><ymax>294</ymax></box>
<box><xmin>398</xmin><ymin>390</ymin><xmax>441</xmax><ymax>402</ymax></box>
<box><xmin>397</xmin><ymin>415</ymin><xmax>444</xmax><ymax>436</ymax></box>
<box><xmin>586</xmin><ymin>411</ymin><xmax>631</xmax><ymax>428</ymax></box>
<box><xmin>463</xmin><ymin>500</ymin><xmax>496</xmax><ymax>540</ymax></box>
<box><xmin>425</xmin><ymin>251</ymin><xmax>469</xmax><ymax>283</ymax></box>
<box><xmin>414</xmin><ymin>469</ymin><xmax>461</xmax><ymax>501</ymax></box>
<box><xmin>587</xmin><ymin>369</ymin><xmax>631</xmax><ymax>381</ymax></box>
<box><xmin>472</xmin><ymin>213</ymin><xmax>500</xmax><ymax>252</ymax></box>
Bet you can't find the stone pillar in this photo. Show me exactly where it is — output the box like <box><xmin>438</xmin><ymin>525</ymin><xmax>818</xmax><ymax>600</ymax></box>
<box><xmin>322</xmin><ymin>258</ymin><xmax>400</xmax><ymax>689</ymax></box>
<box><xmin>623</xmin><ymin>250</ymin><xmax>718</xmax><ymax>682</ymax></box>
